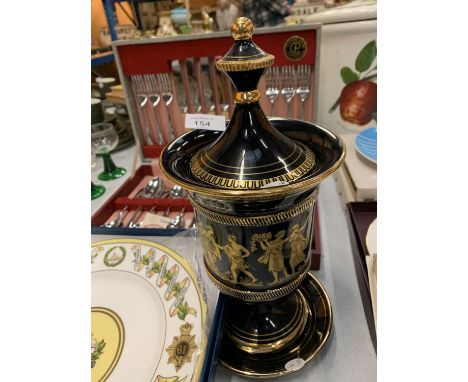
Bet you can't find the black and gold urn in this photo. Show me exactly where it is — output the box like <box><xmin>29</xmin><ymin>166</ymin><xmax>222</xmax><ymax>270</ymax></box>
<box><xmin>161</xmin><ymin>17</ymin><xmax>346</xmax><ymax>378</ymax></box>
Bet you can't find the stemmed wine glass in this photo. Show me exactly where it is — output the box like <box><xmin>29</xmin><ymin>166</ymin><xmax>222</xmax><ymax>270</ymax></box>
<box><xmin>91</xmin><ymin>147</ymin><xmax>105</xmax><ymax>200</ymax></box>
<box><xmin>91</xmin><ymin>123</ymin><xmax>126</xmax><ymax>181</ymax></box>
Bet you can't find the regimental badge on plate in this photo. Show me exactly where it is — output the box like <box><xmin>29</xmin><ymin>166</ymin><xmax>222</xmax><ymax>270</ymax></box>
<box><xmin>166</xmin><ymin>323</ymin><xmax>198</xmax><ymax>372</ymax></box>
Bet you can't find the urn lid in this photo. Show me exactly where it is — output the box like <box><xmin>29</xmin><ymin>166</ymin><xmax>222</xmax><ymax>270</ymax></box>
<box><xmin>190</xmin><ymin>17</ymin><xmax>315</xmax><ymax>191</ymax></box>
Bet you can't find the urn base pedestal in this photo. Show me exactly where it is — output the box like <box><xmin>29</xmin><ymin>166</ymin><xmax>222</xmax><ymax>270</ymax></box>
<box><xmin>218</xmin><ymin>272</ymin><xmax>333</xmax><ymax>379</ymax></box>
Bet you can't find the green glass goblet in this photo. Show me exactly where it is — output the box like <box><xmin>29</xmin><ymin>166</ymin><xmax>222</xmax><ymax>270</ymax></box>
<box><xmin>91</xmin><ymin>123</ymin><xmax>126</xmax><ymax>181</ymax></box>
<box><xmin>91</xmin><ymin>182</ymin><xmax>106</xmax><ymax>200</ymax></box>
<box><xmin>91</xmin><ymin>147</ymin><xmax>106</xmax><ymax>200</ymax></box>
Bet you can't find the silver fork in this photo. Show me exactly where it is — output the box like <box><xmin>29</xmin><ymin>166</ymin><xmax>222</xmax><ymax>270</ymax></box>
<box><xmin>133</xmin><ymin>75</ymin><xmax>159</xmax><ymax>145</ymax></box>
<box><xmin>295</xmin><ymin>65</ymin><xmax>311</xmax><ymax>121</ymax></box>
<box><xmin>145</xmin><ymin>74</ymin><xmax>164</xmax><ymax>145</ymax></box>
<box><xmin>131</xmin><ymin>75</ymin><xmax>150</xmax><ymax>144</ymax></box>
<box><xmin>280</xmin><ymin>66</ymin><xmax>296</xmax><ymax>119</ymax></box>
<box><xmin>158</xmin><ymin>73</ymin><xmax>175</xmax><ymax>140</ymax></box>
<box><xmin>265</xmin><ymin>67</ymin><xmax>280</xmax><ymax>116</ymax></box>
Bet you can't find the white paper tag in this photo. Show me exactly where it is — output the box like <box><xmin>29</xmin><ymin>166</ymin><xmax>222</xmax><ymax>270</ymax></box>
<box><xmin>285</xmin><ymin>358</ymin><xmax>305</xmax><ymax>371</ymax></box>
<box><xmin>141</xmin><ymin>213</ymin><xmax>173</xmax><ymax>228</ymax></box>
<box><xmin>185</xmin><ymin>114</ymin><xmax>226</xmax><ymax>131</ymax></box>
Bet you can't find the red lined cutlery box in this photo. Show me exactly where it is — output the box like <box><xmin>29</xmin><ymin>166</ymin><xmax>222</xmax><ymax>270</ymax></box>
<box><xmin>111</xmin><ymin>24</ymin><xmax>321</xmax><ymax>159</ymax></box>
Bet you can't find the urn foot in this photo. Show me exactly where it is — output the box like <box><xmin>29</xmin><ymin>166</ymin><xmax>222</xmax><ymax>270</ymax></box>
<box><xmin>218</xmin><ymin>272</ymin><xmax>333</xmax><ymax>378</ymax></box>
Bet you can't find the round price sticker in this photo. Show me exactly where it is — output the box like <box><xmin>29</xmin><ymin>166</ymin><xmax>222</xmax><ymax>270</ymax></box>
<box><xmin>285</xmin><ymin>358</ymin><xmax>305</xmax><ymax>371</ymax></box>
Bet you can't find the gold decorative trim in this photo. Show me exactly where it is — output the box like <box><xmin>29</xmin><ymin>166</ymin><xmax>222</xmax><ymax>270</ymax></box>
<box><xmin>234</xmin><ymin>90</ymin><xmax>261</xmax><ymax>104</ymax></box>
<box><xmin>198</xmin><ymin>144</ymin><xmax>305</xmax><ymax>176</ymax></box>
<box><xmin>190</xmin><ymin>146</ymin><xmax>315</xmax><ymax>189</ymax></box>
<box><xmin>159</xmin><ymin>131</ymin><xmax>346</xmax><ymax>201</ymax></box>
<box><xmin>204</xmin><ymin>257</ymin><xmax>311</xmax><ymax>302</ymax></box>
<box><xmin>215</xmin><ymin>54</ymin><xmax>275</xmax><ymax>72</ymax></box>
<box><xmin>223</xmin><ymin>51</ymin><xmax>268</xmax><ymax>59</ymax></box>
<box><xmin>190</xmin><ymin>188</ymin><xmax>318</xmax><ymax>227</ymax></box>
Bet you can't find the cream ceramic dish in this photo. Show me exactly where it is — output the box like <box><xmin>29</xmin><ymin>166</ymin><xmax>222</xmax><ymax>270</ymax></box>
<box><xmin>91</xmin><ymin>238</ymin><xmax>207</xmax><ymax>382</ymax></box>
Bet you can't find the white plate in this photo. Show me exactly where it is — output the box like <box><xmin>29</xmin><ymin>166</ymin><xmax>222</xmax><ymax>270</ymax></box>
<box><xmin>91</xmin><ymin>238</ymin><xmax>207</xmax><ymax>382</ymax></box>
<box><xmin>365</xmin><ymin>218</ymin><xmax>377</xmax><ymax>256</ymax></box>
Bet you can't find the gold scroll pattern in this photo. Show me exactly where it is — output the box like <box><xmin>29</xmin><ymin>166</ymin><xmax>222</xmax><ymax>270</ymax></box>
<box><xmin>189</xmin><ymin>187</ymin><xmax>318</xmax><ymax>227</ymax></box>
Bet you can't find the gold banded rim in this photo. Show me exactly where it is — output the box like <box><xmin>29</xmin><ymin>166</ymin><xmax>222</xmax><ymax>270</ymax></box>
<box><xmin>215</xmin><ymin>54</ymin><xmax>275</xmax><ymax>72</ymax></box>
<box><xmin>160</xmin><ymin>131</ymin><xmax>345</xmax><ymax>201</ymax></box>
<box><xmin>189</xmin><ymin>188</ymin><xmax>318</xmax><ymax>227</ymax></box>
<box><xmin>204</xmin><ymin>257</ymin><xmax>311</xmax><ymax>302</ymax></box>
<box><xmin>234</xmin><ymin>90</ymin><xmax>261</xmax><ymax>104</ymax></box>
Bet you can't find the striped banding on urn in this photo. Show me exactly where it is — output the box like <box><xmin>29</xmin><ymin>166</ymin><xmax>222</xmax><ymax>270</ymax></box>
<box><xmin>190</xmin><ymin>188</ymin><xmax>318</xmax><ymax>227</ymax></box>
<box><xmin>204</xmin><ymin>256</ymin><xmax>311</xmax><ymax>302</ymax></box>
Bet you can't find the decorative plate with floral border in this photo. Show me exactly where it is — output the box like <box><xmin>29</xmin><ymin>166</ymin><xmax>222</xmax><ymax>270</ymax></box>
<box><xmin>91</xmin><ymin>238</ymin><xmax>207</xmax><ymax>382</ymax></box>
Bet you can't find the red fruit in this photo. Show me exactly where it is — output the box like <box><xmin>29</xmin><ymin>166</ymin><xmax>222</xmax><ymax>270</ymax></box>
<box><xmin>339</xmin><ymin>80</ymin><xmax>377</xmax><ymax>125</ymax></box>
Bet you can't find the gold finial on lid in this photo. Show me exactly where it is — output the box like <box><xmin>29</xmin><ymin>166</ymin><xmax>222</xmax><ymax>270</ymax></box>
<box><xmin>231</xmin><ymin>17</ymin><xmax>253</xmax><ymax>41</ymax></box>
<box><xmin>216</xmin><ymin>17</ymin><xmax>274</xmax><ymax>72</ymax></box>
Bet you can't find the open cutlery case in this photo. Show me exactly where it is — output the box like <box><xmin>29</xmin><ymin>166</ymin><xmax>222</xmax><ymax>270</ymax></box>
<box><xmin>111</xmin><ymin>24</ymin><xmax>321</xmax><ymax>158</ymax></box>
<box><xmin>92</xmin><ymin>155</ymin><xmax>196</xmax><ymax>235</ymax></box>
<box><xmin>92</xmin><ymin>24</ymin><xmax>323</xmax><ymax>268</ymax></box>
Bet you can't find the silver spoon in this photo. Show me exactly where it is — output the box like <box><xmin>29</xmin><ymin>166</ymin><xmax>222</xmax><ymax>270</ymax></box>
<box><xmin>137</xmin><ymin>177</ymin><xmax>164</xmax><ymax>198</ymax></box>
<box><xmin>136</xmin><ymin>178</ymin><xmax>157</xmax><ymax>197</ymax></box>
<box><xmin>168</xmin><ymin>185</ymin><xmax>187</xmax><ymax>199</ymax></box>
<box><xmin>101</xmin><ymin>206</ymin><xmax>129</xmax><ymax>227</ymax></box>
<box><xmin>145</xmin><ymin>179</ymin><xmax>165</xmax><ymax>198</ymax></box>
<box><xmin>167</xmin><ymin>207</ymin><xmax>186</xmax><ymax>229</ymax></box>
